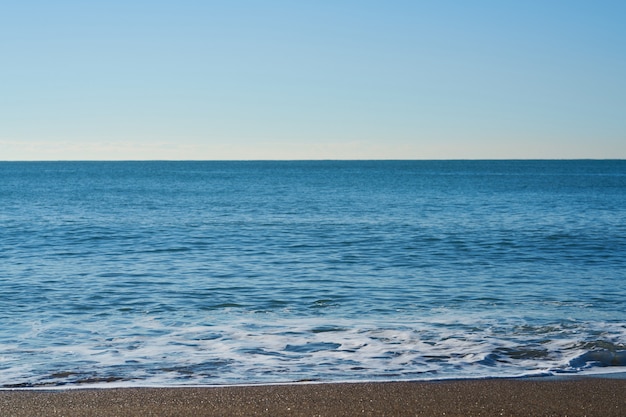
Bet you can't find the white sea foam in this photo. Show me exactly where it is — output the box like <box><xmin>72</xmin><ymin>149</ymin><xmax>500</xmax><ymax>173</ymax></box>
<box><xmin>1</xmin><ymin>315</ymin><xmax>625</xmax><ymax>387</ymax></box>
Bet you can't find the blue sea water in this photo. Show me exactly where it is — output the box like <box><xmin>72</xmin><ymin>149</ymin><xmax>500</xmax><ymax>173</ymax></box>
<box><xmin>1</xmin><ymin>160</ymin><xmax>625</xmax><ymax>388</ymax></box>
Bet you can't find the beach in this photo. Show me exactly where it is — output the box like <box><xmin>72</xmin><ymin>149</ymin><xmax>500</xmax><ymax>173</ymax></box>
<box><xmin>2</xmin><ymin>377</ymin><xmax>625</xmax><ymax>416</ymax></box>
<box><xmin>3</xmin><ymin>162</ymin><xmax>626</xmax><ymax>412</ymax></box>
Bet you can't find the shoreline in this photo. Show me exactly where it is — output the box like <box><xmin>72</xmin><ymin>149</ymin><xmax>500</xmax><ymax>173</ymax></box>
<box><xmin>3</xmin><ymin>369</ymin><xmax>626</xmax><ymax>390</ymax></box>
<box><xmin>2</xmin><ymin>377</ymin><xmax>626</xmax><ymax>416</ymax></box>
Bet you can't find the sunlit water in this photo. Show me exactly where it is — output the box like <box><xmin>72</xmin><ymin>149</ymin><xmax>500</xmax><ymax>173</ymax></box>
<box><xmin>1</xmin><ymin>160</ymin><xmax>625</xmax><ymax>387</ymax></box>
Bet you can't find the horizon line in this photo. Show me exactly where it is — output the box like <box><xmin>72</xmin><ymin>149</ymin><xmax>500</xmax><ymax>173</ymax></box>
<box><xmin>1</xmin><ymin>158</ymin><xmax>625</xmax><ymax>163</ymax></box>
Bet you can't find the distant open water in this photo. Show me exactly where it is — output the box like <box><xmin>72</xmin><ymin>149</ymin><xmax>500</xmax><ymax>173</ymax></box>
<box><xmin>1</xmin><ymin>160</ymin><xmax>625</xmax><ymax>387</ymax></box>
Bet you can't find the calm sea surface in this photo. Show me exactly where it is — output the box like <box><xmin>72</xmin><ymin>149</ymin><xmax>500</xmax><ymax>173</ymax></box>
<box><xmin>1</xmin><ymin>160</ymin><xmax>625</xmax><ymax>387</ymax></box>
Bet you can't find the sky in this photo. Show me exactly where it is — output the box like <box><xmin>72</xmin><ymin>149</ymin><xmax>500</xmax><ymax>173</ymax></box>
<box><xmin>1</xmin><ymin>1</ymin><xmax>625</xmax><ymax>160</ymax></box>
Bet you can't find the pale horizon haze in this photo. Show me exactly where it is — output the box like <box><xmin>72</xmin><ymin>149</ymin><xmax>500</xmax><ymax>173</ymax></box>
<box><xmin>2</xmin><ymin>1</ymin><xmax>625</xmax><ymax>160</ymax></box>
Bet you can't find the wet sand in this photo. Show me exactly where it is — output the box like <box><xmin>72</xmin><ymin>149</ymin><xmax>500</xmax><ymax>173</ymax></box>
<box><xmin>1</xmin><ymin>378</ymin><xmax>625</xmax><ymax>416</ymax></box>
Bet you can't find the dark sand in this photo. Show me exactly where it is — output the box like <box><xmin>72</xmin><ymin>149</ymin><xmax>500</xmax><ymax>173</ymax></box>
<box><xmin>1</xmin><ymin>378</ymin><xmax>625</xmax><ymax>416</ymax></box>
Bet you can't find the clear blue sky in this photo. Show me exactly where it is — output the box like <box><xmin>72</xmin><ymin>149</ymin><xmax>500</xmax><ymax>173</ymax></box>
<box><xmin>2</xmin><ymin>1</ymin><xmax>625</xmax><ymax>160</ymax></box>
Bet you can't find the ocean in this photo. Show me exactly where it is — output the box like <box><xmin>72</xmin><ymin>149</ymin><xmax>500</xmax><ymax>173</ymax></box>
<box><xmin>1</xmin><ymin>160</ymin><xmax>625</xmax><ymax>387</ymax></box>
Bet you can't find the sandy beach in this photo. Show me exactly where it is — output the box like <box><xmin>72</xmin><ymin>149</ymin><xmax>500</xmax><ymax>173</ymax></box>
<box><xmin>1</xmin><ymin>377</ymin><xmax>625</xmax><ymax>416</ymax></box>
